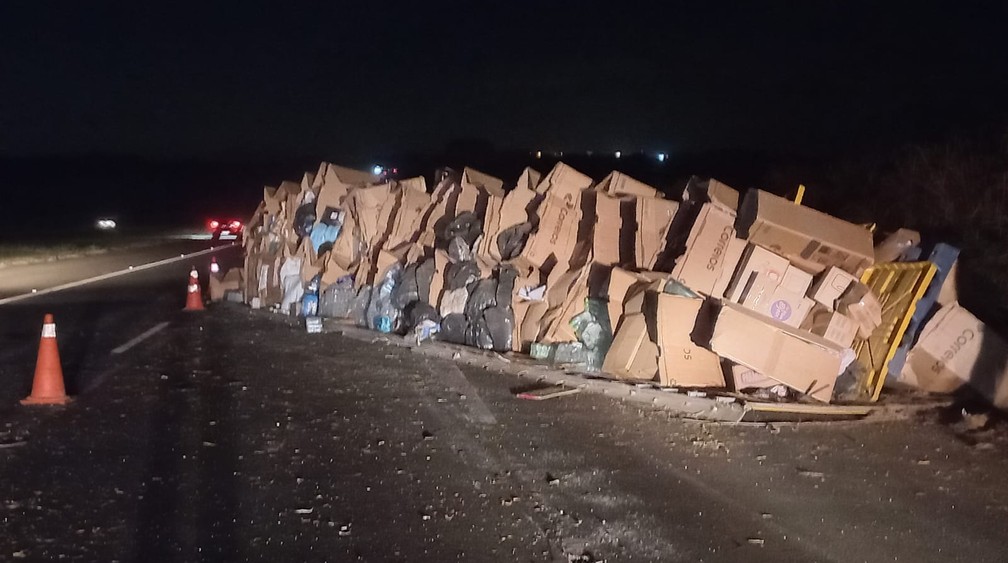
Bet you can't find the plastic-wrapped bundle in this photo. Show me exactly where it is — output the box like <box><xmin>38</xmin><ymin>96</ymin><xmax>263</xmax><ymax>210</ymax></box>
<box><xmin>366</xmin><ymin>264</ymin><xmax>403</xmax><ymax>333</ymax></box>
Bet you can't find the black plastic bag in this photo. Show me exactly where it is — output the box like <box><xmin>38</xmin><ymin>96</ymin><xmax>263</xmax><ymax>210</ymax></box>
<box><xmin>465</xmin><ymin>278</ymin><xmax>498</xmax><ymax>320</ymax></box>
<box><xmin>439</xmin><ymin>313</ymin><xmax>469</xmax><ymax>344</ymax></box>
<box><xmin>496</xmin><ymin>222</ymin><xmax>532</xmax><ymax>260</ymax></box>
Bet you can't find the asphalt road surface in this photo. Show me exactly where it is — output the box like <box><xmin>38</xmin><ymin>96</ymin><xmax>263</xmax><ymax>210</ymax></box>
<box><xmin>0</xmin><ymin>240</ymin><xmax>1006</xmax><ymax>562</ymax></box>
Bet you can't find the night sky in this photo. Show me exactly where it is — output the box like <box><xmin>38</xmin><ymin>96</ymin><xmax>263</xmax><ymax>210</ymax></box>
<box><xmin>1</xmin><ymin>2</ymin><xmax>1006</xmax><ymax>160</ymax></box>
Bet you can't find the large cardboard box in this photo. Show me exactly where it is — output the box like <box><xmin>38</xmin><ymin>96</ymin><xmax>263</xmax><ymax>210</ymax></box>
<box><xmin>602</xmin><ymin>313</ymin><xmax>658</xmax><ymax>380</ymax></box>
<box><xmin>670</xmin><ymin>203</ymin><xmax>743</xmax><ymax>296</ymax></box>
<box><xmin>901</xmin><ymin>303</ymin><xmax>1008</xmax><ymax>408</ymax></box>
<box><xmin>655</xmin><ymin>294</ymin><xmax>724</xmax><ymax>387</ymax></box>
<box><xmin>709</xmin><ymin>302</ymin><xmax>844</xmax><ymax>402</ymax></box>
<box><xmin>808</xmin><ymin>266</ymin><xmax>859</xmax><ymax>310</ymax></box>
<box><xmin>736</xmin><ymin>189</ymin><xmax>874</xmax><ymax>275</ymax></box>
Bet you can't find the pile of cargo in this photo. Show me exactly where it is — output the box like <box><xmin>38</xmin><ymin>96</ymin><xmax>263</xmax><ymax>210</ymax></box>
<box><xmin>232</xmin><ymin>161</ymin><xmax>1008</xmax><ymax>410</ymax></box>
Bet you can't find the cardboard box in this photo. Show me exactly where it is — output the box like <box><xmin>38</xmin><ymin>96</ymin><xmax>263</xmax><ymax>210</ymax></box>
<box><xmin>602</xmin><ymin>313</ymin><xmax>658</xmax><ymax>380</ymax></box>
<box><xmin>682</xmin><ymin>177</ymin><xmax>740</xmax><ymax>212</ymax></box>
<box><xmin>737</xmin><ymin>189</ymin><xmax>874</xmax><ymax>275</ymax></box>
<box><xmin>709</xmin><ymin>302</ymin><xmax>844</xmax><ymax>402</ymax></box>
<box><xmin>210</xmin><ymin>268</ymin><xmax>243</xmax><ymax>302</ymax></box>
<box><xmin>801</xmin><ymin>306</ymin><xmax>858</xmax><ymax>348</ymax></box>
<box><xmin>901</xmin><ymin>303</ymin><xmax>1008</xmax><ymax>407</ymax></box>
<box><xmin>655</xmin><ymin>294</ymin><xmax>724</xmax><ymax>387</ymax></box>
<box><xmin>808</xmin><ymin>266</ymin><xmax>859</xmax><ymax>310</ymax></box>
<box><xmin>730</xmin><ymin>363</ymin><xmax>779</xmax><ymax>391</ymax></box>
<box><xmin>605</xmin><ymin>268</ymin><xmax>647</xmax><ymax>332</ymax></box>
<box><xmin>739</xmin><ymin>273</ymin><xmax>815</xmax><ymax>328</ymax></box>
<box><xmin>709</xmin><ymin>237</ymin><xmax>747</xmax><ymax>299</ymax></box>
<box><xmin>521</xmin><ymin>191</ymin><xmax>584</xmax><ymax>271</ymax></box>
<box><xmin>670</xmin><ymin>203</ymin><xmax>742</xmax><ymax>296</ymax></box>
<box><xmin>726</xmin><ymin>244</ymin><xmax>792</xmax><ymax>303</ymax></box>
<box><xmin>837</xmin><ymin>282</ymin><xmax>883</xmax><ymax>339</ymax></box>
<box><xmin>636</xmin><ymin>197</ymin><xmax>679</xmax><ymax>270</ymax></box>
<box><xmin>595</xmin><ymin>171</ymin><xmax>660</xmax><ymax>199</ymax></box>
<box><xmin>534</xmin><ymin>162</ymin><xmax>593</xmax><ymax>198</ymax></box>
<box><xmin>592</xmin><ymin>193</ymin><xmax>624</xmax><ymax>266</ymax></box>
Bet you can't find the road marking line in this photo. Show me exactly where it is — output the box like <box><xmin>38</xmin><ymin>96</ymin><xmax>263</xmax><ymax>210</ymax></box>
<box><xmin>111</xmin><ymin>321</ymin><xmax>171</xmax><ymax>355</ymax></box>
<box><xmin>0</xmin><ymin>244</ymin><xmax>236</xmax><ymax>306</ymax></box>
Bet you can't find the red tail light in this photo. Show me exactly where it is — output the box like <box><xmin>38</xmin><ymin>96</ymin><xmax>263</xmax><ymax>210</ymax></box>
<box><xmin>230</xmin><ymin>220</ymin><xmax>242</xmax><ymax>230</ymax></box>
<box><xmin>209</xmin><ymin>220</ymin><xmax>220</xmax><ymax>230</ymax></box>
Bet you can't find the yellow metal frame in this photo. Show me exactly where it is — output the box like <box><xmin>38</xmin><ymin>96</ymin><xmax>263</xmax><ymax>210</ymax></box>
<box><xmin>854</xmin><ymin>262</ymin><xmax>937</xmax><ymax>401</ymax></box>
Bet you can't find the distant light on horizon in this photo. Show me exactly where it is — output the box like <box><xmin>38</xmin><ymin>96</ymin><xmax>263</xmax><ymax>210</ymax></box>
<box><xmin>657</xmin><ymin>152</ymin><xmax>667</xmax><ymax>162</ymax></box>
<box><xmin>614</xmin><ymin>150</ymin><xmax>622</xmax><ymax>159</ymax></box>
<box><xmin>372</xmin><ymin>164</ymin><xmax>384</xmax><ymax>175</ymax></box>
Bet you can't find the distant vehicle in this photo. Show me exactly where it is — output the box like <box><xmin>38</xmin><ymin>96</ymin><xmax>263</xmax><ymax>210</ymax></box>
<box><xmin>209</xmin><ymin>219</ymin><xmax>243</xmax><ymax>241</ymax></box>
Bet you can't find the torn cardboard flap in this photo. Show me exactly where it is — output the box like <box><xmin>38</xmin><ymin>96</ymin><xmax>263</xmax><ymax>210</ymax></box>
<box><xmin>709</xmin><ymin>301</ymin><xmax>844</xmax><ymax>402</ymax></box>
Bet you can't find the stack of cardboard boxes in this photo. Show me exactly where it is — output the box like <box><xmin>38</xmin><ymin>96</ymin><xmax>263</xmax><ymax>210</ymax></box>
<box><xmin>234</xmin><ymin>161</ymin><xmax>1007</xmax><ymax>409</ymax></box>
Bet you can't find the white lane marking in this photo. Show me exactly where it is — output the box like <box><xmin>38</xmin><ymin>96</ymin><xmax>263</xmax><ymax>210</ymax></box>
<box><xmin>111</xmin><ymin>321</ymin><xmax>171</xmax><ymax>355</ymax></box>
<box><xmin>0</xmin><ymin>244</ymin><xmax>236</xmax><ymax>306</ymax></box>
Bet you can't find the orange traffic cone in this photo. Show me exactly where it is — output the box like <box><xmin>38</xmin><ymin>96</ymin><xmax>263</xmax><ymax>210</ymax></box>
<box><xmin>184</xmin><ymin>266</ymin><xmax>205</xmax><ymax>311</ymax></box>
<box><xmin>21</xmin><ymin>314</ymin><xmax>71</xmax><ymax>406</ymax></box>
